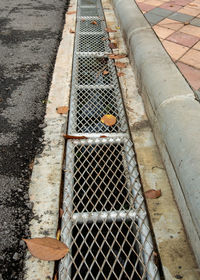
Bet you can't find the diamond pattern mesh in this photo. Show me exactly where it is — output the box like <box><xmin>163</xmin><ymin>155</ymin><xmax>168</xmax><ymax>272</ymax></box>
<box><xmin>79</xmin><ymin>19</ymin><xmax>105</xmax><ymax>33</ymax></box>
<box><xmin>69</xmin><ymin>88</ymin><xmax>127</xmax><ymax>133</ymax></box>
<box><xmin>77</xmin><ymin>34</ymin><xmax>109</xmax><ymax>52</ymax></box>
<box><xmin>79</xmin><ymin>7</ymin><xmax>99</xmax><ymax>17</ymax></box>
<box><xmin>60</xmin><ymin>138</ymin><xmax>159</xmax><ymax>280</ymax></box>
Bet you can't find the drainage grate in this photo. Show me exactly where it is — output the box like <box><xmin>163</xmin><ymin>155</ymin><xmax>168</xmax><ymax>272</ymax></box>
<box><xmin>60</xmin><ymin>0</ymin><xmax>160</xmax><ymax>279</ymax></box>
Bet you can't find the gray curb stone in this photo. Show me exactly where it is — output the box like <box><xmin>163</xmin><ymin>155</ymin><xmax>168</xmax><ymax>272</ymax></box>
<box><xmin>112</xmin><ymin>0</ymin><xmax>200</xmax><ymax>266</ymax></box>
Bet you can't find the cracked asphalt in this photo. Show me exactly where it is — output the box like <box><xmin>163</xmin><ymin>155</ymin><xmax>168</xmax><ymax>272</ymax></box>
<box><xmin>0</xmin><ymin>1</ymin><xmax>69</xmax><ymax>279</ymax></box>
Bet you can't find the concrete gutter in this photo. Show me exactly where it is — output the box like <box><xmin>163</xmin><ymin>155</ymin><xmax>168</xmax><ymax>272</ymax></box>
<box><xmin>112</xmin><ymin>0</ymin><xmax>200</xmax><ymax>267</ymax></box>
<box><xmin>24</xmin><ymin>1</ymin><xmax>77</xmax><ymax>279</ymax></box>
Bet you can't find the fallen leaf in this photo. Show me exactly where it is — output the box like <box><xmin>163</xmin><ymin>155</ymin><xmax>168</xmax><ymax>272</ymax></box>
<box><xmin>69</xmin><ymin>29</ymin><xmax>75</xmax><ymax>33</ymax></box>
<box><xmin>29</xmin><ymin>161</ymin><xmax>34</xmax><ymax>170</ymax></box>
<box><xmin>54</xmin><ymin>273</ymin><xmax>58</xmax><ymax>280</ymax></box>
<box><xmin>109</xmin><ymin>42</ymin><xmax>117</xmax><ymax>49</ymax></box>
<box><xmin>108</xmin><ymin>54</ymin><xmax>127</xmax><ymax>59</ymax></box>
<box><xmin>81</xmin><ymin>18</ymin><xmax>85</xmax><ymax>22</ymax></box>
<box><xmin>23</xmin><ymin>237</ymin><xmax>69</xmax><ymax>261</ymax></box>
<box><xmin>117</xmin><ymin>72</ymin><xmax>125</xmax><ymax>77</ymax></box>
<box><xmin>91</xmin><ymin>20</ymin><xmax>98</xmax><ymax>25</ymax></box>
<box><xmin>144</xmin><ymin>189</ymin><xmax>161</xmax><ymax>199</ymax></box>
<box><xmin>60</xmin><ymin>208</ymin><xmax>64</xmax><ymax>218</ymax></box>
<box><xmin>56</xmin><ymin>106</ymin><xmax>69</xmax><ymax>114</ymax></box>
<box><xmin>184</xmin><ymin>21</ymin><xmax>190</xmax><ymax>25</ymax></box>
<box><xmin>170</xmin><ymin>5</ymin><xmax>173</xmax><ymax>7</ymax></box>
<box><xmin>100</xmin><ymin>135</ymin><xmax>107</xmax><ymax>138</ymax></box>
<box><xmin>105</xmin><ymin>27</ymin><xmax>117</xmax><ymax>33</ymax></box>
<box><xmin>103</xmin><ymin>70</ymin><xmax>109</xmax><ymax>75</ymax></box>
<box><xmin>102</xmin><ymin>37</ymin><xmax>110</xmax><ymax>41</ymax></box>
<box><xmin>101</xmin><ymin>114</ymin><xmax>116</xmax><ymax>126</ymax></box>
<box><xmin>56</xmin><ymin>229</ymin><xmax>61</xmax><ymax>241</ymax></box>
<box><xmin>63</xmin><ymin>134</ymin><xmax>88</xmax><ymax>139</ymax></box>
<box><xmin>67</xmin><ymin>11</ymin><xmax>76</xmax><ymax>15</ymax></box>
<box><xmin>115</xmin><ymin>62</ymin><xmax>127</xmax><ymax>68</ymax></box>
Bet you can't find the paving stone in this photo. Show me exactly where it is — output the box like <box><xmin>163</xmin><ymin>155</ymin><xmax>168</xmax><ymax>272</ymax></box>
<box><xmin>176</xmin><ymin>61</ymin><xmax>200</xmax><ymax>90</ymax></box>
<box><xmin>144</xmin><ymin>12</ymin><xmax>165</xmax><ymax>24</ymax></box>
<box><xmin>178</xmin><ymin>6</ymin><xmax>200</xmax><ymax>16</ymax></box>
<box><xmin>162</xmin><ymin>39</ymin><xmax>189</xmax><ymax>60</ymax></box>
<box><xmin>168</xmin><ymin>12</ymin><xmax>194</xmax><ymax>22</ymax></box>
<box><xmin>180</xmin><ymin>48</ymin><xmax>200</xmax><ymax>68</ymax></box>
<box><xmin>153</xmin><ymin>25</ymin><xmax>175</xmax><ymax>39</ymax></box>
<box><xmin>137</xmin><ymin>2</ymin><xmax>156</xmax><ymax>12</ymax></box>
<box><xmin>180</xmin><ymin>24</ymin><xmax>200</xmax><ymax>36</ymax></box>
<box><xmin>190</xmin><ymin>17</ymin><xmax>200</xmax><ymax>27</ymax></box>
<box><xmin>158</xmin><ymin>18</ymin><xmax>184</xmax><ymax>30</ymax></box>
<box><xmin>150</xmin><ymin>7</ymin><xmax>174</xmax><ymax>16</ymax></box>
<box><xmin>167</xmin><ymin>31</ymin><xmax>199</xmax><ymax>47</ymax></box>
<box><xmin>160</xmin><ymin>1</ymin><xmax>183</xmax><ymax>11</ymax></box>
<box><xmin>193</xmin><ymin>41</ymin><xmax>200</xmax><ymax>50</ymax></box>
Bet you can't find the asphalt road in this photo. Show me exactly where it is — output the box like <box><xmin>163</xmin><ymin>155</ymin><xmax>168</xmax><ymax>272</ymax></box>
<box><xmin>0</xmin><ymin>1</ymin><xmax>69</xmax><ymax>279</ymax></box>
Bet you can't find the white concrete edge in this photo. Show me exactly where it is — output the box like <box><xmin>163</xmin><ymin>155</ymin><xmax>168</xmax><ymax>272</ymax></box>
<box><xmin>103</xmin><ymin>1</ymin><xmax>200</xmax><ymax>278</ymax></box>
<box><xmin>111</xmin><ymin>0</ymin><xmax>200</xmax><ymax>267</ymax></box>
<box><xmin>24</xmin><ymin>1</ymin><xmax>77</xmax><ymax>279</ymax></box>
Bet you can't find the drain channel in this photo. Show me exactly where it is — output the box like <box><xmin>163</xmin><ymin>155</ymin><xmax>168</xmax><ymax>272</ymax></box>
<box><xmin>60</xmin><ymin>0</ymin><xmax>160</xmax><ymax>279</ymax></box>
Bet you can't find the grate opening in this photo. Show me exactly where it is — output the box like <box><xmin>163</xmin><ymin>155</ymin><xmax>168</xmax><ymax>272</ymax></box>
<box><xmin>79</xmin><ymin>19</ymin><xmax>104</xmax><ymax>33</ymax></box>
<box><xmin>80</xmin><ymin>0</ymin><xmax>97</xmax><ymax>6</ymax></box>
<box><xmin>71</xmin><ymin>220</ymin><xmax>143</xmax><ymax>280</ymax></box>
<box><xmin>78</xmin><ymin>34</ymin><xmax>107</xmax><ymax>52</ymax></box>
<box><xmin>77</xmin><ymin>57</ymin><xmax>114</xmax><ymax>86</ymax></box>
<box><xmin>73</xmin><ymin>144</ymin><xmax>131</xmax><ymax>212</ymax></box>
<box><xmin>80</xmin><ymin>7</ymin><xmax>99</xmax><ymax>16</ymax></box>
<box><xmin>75</xmin><ymin>88</ymin><xmax>120</xmax><ymax>133</ymax></box>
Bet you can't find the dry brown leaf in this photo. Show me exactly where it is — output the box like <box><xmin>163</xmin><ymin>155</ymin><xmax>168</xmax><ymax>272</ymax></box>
<box><xmin>63</xmin><ymin>134</ymin><xmax>88</xmax><ymax>139</ymax></box>
<box><xmin>101</xmin><ymin>114</ymin><xmax>116</xmax><ymax>126</ymax></box>
<box><xmin>108</xmin><ymin>54</ymin><xmax>127</xmax><ymax>59</ymax></box>
<box><xmin>81</xmin><ymin>18</ymin><xmax>85</xmax><ymax>22</ymax></box>
<box><xmin>102</xmin><ymin>37</ymin><xmax>110</xmax><ymax>41</ymax></box>
<box><xmin>184</xmin><ymin>21</ymin><xmax>190</xmax><ymax>25</ymax></box>
<box><xmin>67</xmin><ymin>11</ymin><xmax>76</xmax><ymax>15</ymax></box>
<box><xmin>91</xmin><ymin>20</ymin><xmax>98</xmax><ymax>25</ymax></box>
<box><xmin>100</xmin><ymin>135</ymin><xmax>107</xmax><ymax>138</ymax></box>
<box><xmin>144</xmin><ymin>189</ymin><xmax>161</xmax><ymax>199</ymax></box>
<box><xmin>69</xmin><ymin>29</ymin><xmax>75</xmax><ymax>33</ymax></box>
<box><xmin>60</xmin><ymin>208</ymin><xmax>64</xmax><ymax>218</ymax></box>
<box><xmin>105</xmin><ymin>27</ymin><xmax>117</xmax><ymax>33</ymax></box>
<box><xmin>23</xmin><ymin>237</ymin><xmax>69</xmax><ymax>261</ymax></box>
<box><xmin>29</xmin><ymin>161</ymin><xmax>34</xmax><ymax>170</ymax></box>
<box><xmin>103</xmin><ymin>70</ymin><xmax>109</xmax><ymax>75</ymax></box>
<box><xmin>56</xmin><ymin>106</ymin><xmax>69</xmax><ymax>114</ymax></box>
<box><xmin>109</xmin><ymin>42</ymin><xmax>117</xmax><ymax>49</ymax></box>
<box><xmin>117</xmin><ymin>72</ymin><xmax>125</xmax><ymax>77</ymax></box>
<box><xmin>115</xmin><ymin>62</ymin><xmax>127</xmax><ymax>68</ymax></box>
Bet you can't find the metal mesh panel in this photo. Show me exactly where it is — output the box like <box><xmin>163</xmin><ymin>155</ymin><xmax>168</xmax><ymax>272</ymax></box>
<box><xmin>79</xmin><ymin>0</ymin><xmax>97</xmax><ymax>6</ymax></box>
<box><xmin>74</xmin><ymin>56</ymin><xmax>116</xmax><ymax>86</ymax></box>
<box><xmin>79</xmin><ymin>19</ymin><xmax>105</xmax><ymax>33</ymax></box>
<box><xmin>68</xmin><ymin>88</ymin><xmax>127</xmax><ymax>133</ymax></box>
<box><xmin>79</xmin><ymin>7</ymin><xmax>99</xmax><ymax>16</ymax></box>
<box><xmin>77</xmin><ymin>34</ymin><xmax>109</xmax><ymax>52</ymax></box>
<box><xmin>60</xmin><ymin>138</ymin><xmax>159</xmax><ymax>280</ymax></box>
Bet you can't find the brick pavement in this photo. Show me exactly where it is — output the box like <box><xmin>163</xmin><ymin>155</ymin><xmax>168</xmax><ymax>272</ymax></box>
<box><xmin>135</xmin><ymin>0</ymin><xmax>200</xmax><ymax>91</ymax></box>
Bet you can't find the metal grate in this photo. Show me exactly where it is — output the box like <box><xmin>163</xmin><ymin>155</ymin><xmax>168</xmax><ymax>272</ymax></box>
<box><xmin>68</xmin><ymin>88</ymin><xmax>127</xmax><ymax>133</ymax></box>
<box><xmin>60</xmin><ymin>138</ymin><xmax>159</xmax><ymax>280</ymax></box>
<box><xmin>60</xmin><ymin>0</ymin><xmax>160</xmax><ymax>279</ymax></box>
<box><xmin>78</xmin><ymin>19</ymin><xmax>106</xmax><ymax>33</ymax></box>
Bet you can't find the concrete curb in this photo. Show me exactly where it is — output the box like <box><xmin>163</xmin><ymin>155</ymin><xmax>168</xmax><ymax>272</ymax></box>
<box><xmin>112</xmin><ymin>0</ymin><xmax>200</xmax><ymax>266</ymax></box>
